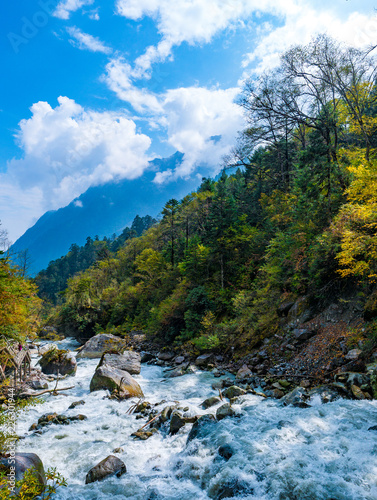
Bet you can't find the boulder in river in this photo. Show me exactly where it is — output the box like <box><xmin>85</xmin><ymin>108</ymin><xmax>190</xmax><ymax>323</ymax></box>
<box><xmin>211</xmin><ymin>478</ymin><xmax>254</xmax><ymax>500</ymax></box>
<box><xmin>141</xmin><ymin>352</ymin><xmax>155</xmax><ymax>363</ymax></box>
<box><xmin>39</xmin><ymin>348</ymin><xmax>77</xmax><ymax>376</ymax></box>
<box><xmin>202</xmin><ymin>396</ymin><xmax>221</xmax><ymax>409</ymax></box>
<box><xmin>99</xmin><ymin>351</ymin><xmax>141</xmax><ymax>375</ymax></box>
<box><xmin>0</xmin><ymin>452</ymin><xmax>46</xmax><ymax>494</ymax></box>
<box><xmin>187</xmin><ymin>414</ymin><xmax>217</xmax><ymax>443</ymax></box>
<box><xmin>85</xmin><ymin>455</ymin><xmax>126</xmax><ymax>484</ymax></box>
<box><xmin>216</xmin><ymin>403</ymin><xmax>236</xmax><ymax>420</ymax></box>
<box><xmin>308</xmin><ymin>385</ymin><xmax>343</xmax><ymax>403</ymax></box>
<box><xmin>77</xmin><ymin>334</ymin><xmax>126</xmax><ymax>359</ymax></box>
<box><xmin>90</xmin><ymin>364</ymin><xmax>144</xmax><ymax>399</ymax></box>
<box><xmin>222</xmin><ymin>386</ymin><xmax>246</xmax><ymax>400</ymax></box>
<box><xmin>169</xmin><ymin>411</ymin><xmax>186</xmax><ymax>435</ymax></box>
<box><xmin>280</xmin><ymin>387</ymin><xmax>308</xmax><ymax>406</ymax></box>
<box><xmin>39</xmin><ymin>344</ymin><xmax>58</xmax><ymax>356</ymax></box>
<box><xmin>218</xmin><ymin>444</ymin><xmax>234</xmax><ymax>461</ymax></box>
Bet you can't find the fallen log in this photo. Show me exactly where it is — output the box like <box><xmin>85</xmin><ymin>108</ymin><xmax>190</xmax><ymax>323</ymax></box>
<box><xmin>18</xmin><ymin>386</ymin><xmax>75</xmax><ymax>398</ymax></box>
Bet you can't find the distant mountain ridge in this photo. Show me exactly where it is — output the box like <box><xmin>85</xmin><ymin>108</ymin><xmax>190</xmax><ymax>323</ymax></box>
<box><xmin>11</xmin><ymin>152</ymin><xmax>201</xmax><ymax>274</ymax></box>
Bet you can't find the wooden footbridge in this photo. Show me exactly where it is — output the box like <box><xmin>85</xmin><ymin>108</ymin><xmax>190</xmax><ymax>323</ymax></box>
<box><xmin>0</xmin><ymin>345</ymin><xmax>31</xmax><ymax>386</ymax></box>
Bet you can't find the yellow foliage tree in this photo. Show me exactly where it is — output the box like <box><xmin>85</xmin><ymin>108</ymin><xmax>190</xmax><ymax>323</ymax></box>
<box><xmin>334</xmin><ymin>150</ymin><xmax>377</xmax><ymax>280</ymax></box>
<box><xmin>0</xmin><ymin>254</ymin><xmax>41</xmax><ymax>343</ymax></box>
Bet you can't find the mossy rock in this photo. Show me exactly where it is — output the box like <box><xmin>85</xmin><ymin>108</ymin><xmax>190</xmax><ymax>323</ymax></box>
<box><xmin>39</xmin><ymin>349</ymin><xmax>77</xmax><ymax>376</ymax></box>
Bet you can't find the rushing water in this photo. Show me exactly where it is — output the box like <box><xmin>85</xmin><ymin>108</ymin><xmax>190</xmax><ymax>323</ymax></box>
<box><xmin>17</xmin><ymin>339</ymin><xmax>377</xmax><ymax>499</ymax></box>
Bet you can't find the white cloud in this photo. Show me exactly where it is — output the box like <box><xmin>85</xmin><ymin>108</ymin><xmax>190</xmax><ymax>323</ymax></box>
<box><xmin>115</xmin><ymin>0</ymin><xmax>258</xmax><ymax>75</ymax></box>
<box><xmin>104</xmin><ymin>58</ymin><xmax>244</xmax><ymax>181</ymax></box>
<box><xmin>155</xmin><ymin>86</ymin><xmax>244</xmax><ymax>181</ymax></box>
<box><xmin>115</xmin><ymin>0</ymin><xmax>377</xmax><ymax>79</ymax></box>
<box><xmin>87</xmin><ymin>8</ymin><xmax>100</xmax><ymax>20</ymax></box>
<box><xmin>53</xmin><ymin>0</ymin><xmax>94</xmax><ymax>20</ymax></box>
<box><xmin>242</xmin><ymin>7</ymin><xmax>377</xmax><ymax>75</ymax></box>
<box><xmin>2</xmin><ymin>96</ymin><xmax>152</xmax><ymax>240</ymax></box>
<box><xmin>103</xmin><ymin>59</ymin><xmax>162</xmax><ymax>113</ymax></box>
<box><xmin>67</xmin><ymin>26</ymin><xmax>112</xmax><ymax>54</ymax></box>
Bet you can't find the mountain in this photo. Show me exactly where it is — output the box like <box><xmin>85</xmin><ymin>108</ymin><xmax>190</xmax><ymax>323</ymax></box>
<box><xmin>11</xmin><ymin>152</ymin><xmax>202</xmax><ymax>274</ymax></box>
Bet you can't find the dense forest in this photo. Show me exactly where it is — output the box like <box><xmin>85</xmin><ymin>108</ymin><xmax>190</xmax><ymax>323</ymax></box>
<box><xmin>2</xmin><ymin>35</ymin><xmax>377</xmax><ymax>356</ymax></box>
<box><xmin>30</xmin><ymin>36</ymin><xmax>375</xmax><ymax>353</ymax></box>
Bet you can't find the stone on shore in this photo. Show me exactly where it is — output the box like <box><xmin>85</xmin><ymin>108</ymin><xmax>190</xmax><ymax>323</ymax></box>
<box><xmin>0</xmin><ymin>452</ymin><xmax>46</xmax><ymax>494</ymax></box>
<box><xmin>236</xmin><ymin>364</ymin><xmax>252</xmax><ymax>379</ymax></box>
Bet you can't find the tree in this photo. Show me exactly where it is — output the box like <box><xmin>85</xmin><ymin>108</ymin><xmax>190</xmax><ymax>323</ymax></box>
<box><xmin>162</xmin><ymin>199</ymin><xmax>180</xmax><ymax>267</ymax></box>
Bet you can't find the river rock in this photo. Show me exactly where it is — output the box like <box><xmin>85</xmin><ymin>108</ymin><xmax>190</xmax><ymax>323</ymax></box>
<box><xmin>29</xmin><ymin>412</ymin><xmax>87</xmax><ymax>431</ymax></box>
<box><xmin>85</xmin><ymin>455</ymin><xmax>126</xmax><ymax>484</ymax></box>
<box><xmin>141</xmin><ymin>352</ymin><xmax>155</xmax><ymax>363</ymax></box>
<box><xmin>212</xmin><ymin>478</ymin><xmax>254</xmax><ymax>500</ymax></box>
<box><xmin>39</xmin><ymin>344</ymin><xmax>58</xmax><ymax>356</ymax></box>
<box><xmin>218</xmin><ymin>444</ymin><xmax>234</xmax><ymax>461</ymax></box>
<box><xmin>68</xmin><ymin>400</ymin><xmax>85</xmax><ymax>410</ymax></box>
<box><xmin>131</xmin><ymin>428</ymin><xmax>158</xmax><ymax>440</ymax></box>
<box><xmin>308</xmin><ymin>385</ymin><xmax>342</xmax><ymax>403</ymax></box>
<box><xmin>28</xmin><ymin>379</ymin><xmax>48</xmax><ymax>390</ymax></box>
<box><xmin>100</xmin><ymin>351</ymin><xmax>141</xmax><ymax>375</ymax></box>
<box><xmin>165</xmin><ymin>364</ymin><xmax>196</xmax><ymax>378</ymax></box>
<box><xmin>202</xmin><ymin>396</ymin><xmax>221</xmax><ymax>409</ymax></box>
<box><xmin>174</xmin><ymin>356</ymin><xmax>185</xmax><ymax>364</ymax></box>
<box><xmin>157</xmin><ymin>352</ymin><xmax>174</xmax><ymax>361</ymax></box>
<box><xmin>39</xmin><ymin>349</ymin><xmax>77</xmax><ymax>376</ymax></box>
<box><xmin>350</xmin><ymin>385</ymin><xmax>369</xmax><ymax>400</ymax></box>
<box><xmin>77</xmin><ymin>334</ymin><xmax>126</xmax><ymax>359</ymax></box>
<box><xmin>195</xmin><ymin>354</ymin><xmax>213</xmax><ymax>367</ymax></box>
<box><xmin>223</xmin><ymin>386</ymin><xmax>246</xmax><ymax>400</ymax></box>
<box><xmin>89</xmin><ymin>364</ymin><xmax>144</xmax><ymax>399</ymax></box>
<box><xmin>216</xmin><ymin>403</ymin><xmax>235</xmax><ymax>420</ymax></box>
<box><xmin>0</xmin><ymin>452</ymin><xmax>46</xmax><ymax>494</ymax></box>
<box><xmin>236</xmin><ymin>364</ymin><xmax>252</xmax><ymax>379</ymax></box>
<box><xmin>280</xmin><ymin>387</ymin><xmax>308</xmax><ymax>406</ymax></box>
<box><xmin>187</xmin><ymin>414</ymin><xmax>217</xmax><ymax>443</ymax></box>
<box><xmin>169</xmin><ymin>411</ymin><xmax>186</xmax><ymax>435</ymax></box>
<box><xmin>159</xmin><ymin>405</ymin><xmax>176</xmax><ymax>423</ymax></box>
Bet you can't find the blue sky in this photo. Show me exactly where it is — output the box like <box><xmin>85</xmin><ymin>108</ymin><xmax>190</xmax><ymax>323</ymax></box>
<box><xmin>1</xmin><ymin>0</ymin><xmax>376</xmax><ymax>242</ymax></box>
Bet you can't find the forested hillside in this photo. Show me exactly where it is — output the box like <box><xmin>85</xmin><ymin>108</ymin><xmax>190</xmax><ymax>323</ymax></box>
<box><xmin>36</xmin><ymin>215</ymin><xmax>156</xmax><ymax>304</ymax></box>
<box><xmin>44</xmin><ymin>36</ymin><xmax>377</xmax><ymax>352</ymax></box>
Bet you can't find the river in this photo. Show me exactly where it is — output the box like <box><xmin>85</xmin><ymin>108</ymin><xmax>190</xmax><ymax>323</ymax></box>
<box><xmin>17</xmin><ymin>338</ymin><xmax>377</xmax><ymax>499</ymax></box>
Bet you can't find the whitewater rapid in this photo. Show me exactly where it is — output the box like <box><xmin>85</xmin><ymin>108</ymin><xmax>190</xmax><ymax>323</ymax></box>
<box><xmin>17</xmin><ymin>339</ymin><xmax>377</xmax><ymax>499</ymax></box>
